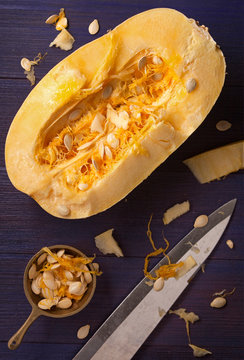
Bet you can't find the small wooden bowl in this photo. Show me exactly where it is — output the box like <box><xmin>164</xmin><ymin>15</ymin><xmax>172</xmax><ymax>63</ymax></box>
<box><xmin>8</xmin><ymin>245</ymin><xmax>96</xmax><ymax>350</ymax></box>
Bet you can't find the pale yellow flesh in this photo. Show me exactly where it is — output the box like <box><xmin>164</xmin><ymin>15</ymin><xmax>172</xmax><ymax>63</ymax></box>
<box><xmin>5</xmin><ymin>9</ymin><xmax>226</xmax><ymax>218</ymax></box>
<box><xmin>163</xmin><ymin>201</ymin><xmax>190</xmax><ymax>225</ymax></box>
<box><xmin>184</xmin><ymin>141</ymin><xmax>244</xmax><ymax>183</ymax></box>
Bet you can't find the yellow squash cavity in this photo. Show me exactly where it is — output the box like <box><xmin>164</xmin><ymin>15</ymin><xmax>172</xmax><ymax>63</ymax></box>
<box><xmin>5</xmin><ymin>9</ymin><xmax>226</xmax><ymax>218</ymax></box>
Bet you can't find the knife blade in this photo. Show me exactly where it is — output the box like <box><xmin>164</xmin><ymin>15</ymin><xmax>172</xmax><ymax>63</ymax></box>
<box><xmin>73</xmin><ymin>199</ymin><xmax>236</xmax><ymax>360</ymax></box>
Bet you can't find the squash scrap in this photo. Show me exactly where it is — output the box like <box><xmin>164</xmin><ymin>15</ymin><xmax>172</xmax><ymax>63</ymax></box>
<box><xmin>45</xmin><ymin>8</ymin><xmax>68</xmax><ymax>30</ymax></box>
<box><xmin>189</xmin><ymin>344</ymin><xmax>212</xmax><ymax>358</ymax></box>
<box><xmin>143</xmin><ymin>215</ymin><xmax>183</xmax><ymax>281</ymax></box>
<box><xmin>175</xmin><ymin>255</ymin><xmax>197</xmax><ymax>279</ymax></box>
<box><xmin>163</xmin><ymin>201</ymin><xmax>190</xmax><ymax>225</ymax></box>
<box><xmin>55</xmin><ymin>8</ymin><xmax>68</xmax><ymax>31</ymax></box>
<box><xmin>49</xmin><ymin>28</ymin><xmax>75</xmax><ymax>51</ymax></box>
<box><xmin>46</xmin><ymin>8</ymin><xmax>72</xmax><ymax>50</ymax></box>
<box><xmin>186</xmin><ymin>241</ymin><xmax>200</xmax><ymax>254</ymax></box>
<box><xmin>183</xmin><ymin>141</ymin><xmax>244</xmax><ymax>183</ymax></box>
<box><xmin>170</xmin><ymin>308</ymin><xmax>212</xmax><ymax>357</ymax></box>
<box><xmin>94</xmin><ymin>229</ymin><xmax>124</xmax><ymax>257</ymax></box>
<box><xmin>158</xmin><ymin>307</ymin><xmax>166</xmax><ymax>317</ymax></box>
<box><xmin>169</xmin><ymin>308</ymin><xmax>199</xmax><ymax>343</ymax></box>
<box><xmin>212</xmin><ymin>287</ymin><xmax>235</xmax><ymax>298</ymax></box>
<box><xmin>22</xmin><ymin>52</ymin><xmax>47</xmax><ymax>86</ymax></box>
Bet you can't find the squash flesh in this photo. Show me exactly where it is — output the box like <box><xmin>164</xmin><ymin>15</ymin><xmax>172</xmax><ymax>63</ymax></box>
<box><xmin>183</xmin><ymin>141</ymin><xmax>244</xmax><ymax>183</ymax></box>
<box><xmin>35</xmin><ymin>49</ymin><xmax>186</xmax><ymax>191</ymax></box>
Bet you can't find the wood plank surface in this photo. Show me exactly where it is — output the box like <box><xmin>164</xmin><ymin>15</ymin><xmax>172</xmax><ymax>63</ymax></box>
<box><xmin>0</xmin><ymin>0</ymin><xmax>243</xmax><ymax>359</ymax></box>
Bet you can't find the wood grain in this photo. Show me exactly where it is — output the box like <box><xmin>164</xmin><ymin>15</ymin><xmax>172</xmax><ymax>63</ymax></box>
<box><xmin>0</xmin><ymin>0</ymin><xmax>243</xmax><ymax>359</ymax></box>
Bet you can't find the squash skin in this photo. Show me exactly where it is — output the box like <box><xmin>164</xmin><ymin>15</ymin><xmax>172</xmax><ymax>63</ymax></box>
<box><xmin>5</xmin><ymin>8</ymin><xmax>225</xmax><ymax>218</ymax></box>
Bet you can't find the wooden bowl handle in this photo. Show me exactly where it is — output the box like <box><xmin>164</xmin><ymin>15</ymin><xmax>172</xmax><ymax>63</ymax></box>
<box><xmin>8</xmin><ymin>308</ymin><xmax>40</xmax><ymax>350</ymax></box>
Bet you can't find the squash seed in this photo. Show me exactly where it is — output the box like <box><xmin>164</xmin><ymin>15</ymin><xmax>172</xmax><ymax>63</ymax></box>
<box><xmin>57</xmin><ymin>249</ymin><xmax>65</xmax><ymax>257</ymax></box>
<box><xmin>69</xmin><ymin>109</ymin><xmax>82</xmax><ymax>121</ymax></box>
<box><xmin>102</xmin><ymin>84</ymin><xmax>113</xmax><ymax>99</ymax></box>
<box><xmin>64</xmin><ymin>133</ymin><xmax>73</xmax><ymax>151</ymax></box>
<box><xmin>57</xmin><ymin>205</ymin><xmax>70</xmax><ymax>217</ymax></box>
<box><xmin>91</xmin><ymin>113</ymin><xmax>105</xmax><ymax>133</ymax></box>
<box><xmin>107</xmin><ymin>133</ymin><xmax>119</xmax><ymax>149</ymax></box>
<box><xmin>152</xmin><ymin>73</ymin><xmax>163</xmax><ymax>81</ymax></box>
<box><xmin>56</xmin><ymin>17</ymin><xmax>68</xmax><ymax>31</ymax></box>
<box><xmin>186</xmin><ymin>78</ymin><xmax>197</xmax><ymax>93</ymax></box>
<box><xmin>64</xmin><ymin>270</ymin><xmax>73</xmax><ymax>281</ymax></box>
<box><xmin>51</xmin><ymin>263</ymin><xmax>60</xmax><ymax>270</ymax></box>
<box><xmin>92</xmin><ymin>157</ymin><xmax>99</xmax><ymax>171</ymax></box>
<box><xmin>38</xmin><ymin>298</ymin><xmax>56</xmax><ymax>310</ymax></box>
<box><xmin>31</xmin><ymin>279</ymin><xmax>41</xmax><ymax>295</ymax></box>
<box><xmin>136</xmin><ymin>85</ymin><xmax>143</xmax><ymax>95</ymax></box>
<box><xmin>28</xmin><ymin>263</ymin><xmax>37</xmax><ymax>280</ymax></box>
<box><xmin>47</xmin><ymin>254</ymin><xmax>57</xmax><ymax>264</ymax></box>
<box><xmin>69</xmin><ymin>281</ymin><xmax>85</xmax><ymax>296</ymax></box>
<box><xmin>92</xmin><ymin>263</ymin><xmax>99</xmax><ymax>272</ymax></box>
<box><xmin>84</xmin><ymin>271</ymin><xmax>92</xmax><ymax>284</ymax></box>
<box><xmin>57</xmin><ymin>297</ymin><xmax>72</xmax><ymax>309</ymax></box>
<box><xmin>76</xmin><ymin>270</ymin><xmax>82</xmax><ymax>278</ymax></box>
<box><xmin>153</xmin><ymin>277</ymin><xmax>164</xmax><ymax>291</ymax></box>
<box><xmin>35</xmin><ymin>273</ymin><xmax>43</xmax><ymax>288</ymax></box>
<box><xmin>226</xmin><ymin>239</ymin><xmax>234</xmax><ymax>249</ymax></box>
<box><xmin>77</xmin><ymin>140</ymin><xmax>94</xmax><ymax>150</ymax></box>
<box><xmin>78</xmin><ymin>183</ymin><xmax>88</xmax><ymax>191</ymax></box>
<box><xmin>42</xmin><ymin>287</ymin><xmax>54</xmax><ymax>299</ymax></box>
<box><xmin>77</xmin><ymin>135</ymin><xmax>100</xmax><ymax>151</ymax></box>
<box><xmin>43</xmin><ymin>271</ymin><xmax>57</xmax><ymax>290</ymax></box>
<box><xmin>104</xmin><ymin>145</ymin><xmax>112</xmax><ymax>159</ymax></box>
<box><xmin>194</xmin><ymin>215</ymin><xmax>208</xmax><ymax>228</ymax></box>
<box><xmin>88</xmin><ymin>19</ymin><xmax>99</xmax><ymax>35</ymax></box>
<box><xmin>152</xmin><ymin>55</ymin><xmax>163</xmax><ymax>65</ymax></box>
<box><xmin>55</xmin><ymin>279</ymin><xmax>61</xmax><ymax>289</ymax></box>
<box><xmin>80</xmin><ymin>273</ymin><xmax>85</xmax><ymax>283</ymax></box>
<box><xmin>138</xmin><ymin>56</ymin><xmax>147</xmax><ymax>71</ymax></box>
<box><xmin>216</xmin><ymin>120</ymin><xmax>232</xmax><ymax>132</ymax></box>
<box><xmin>37</xmin><ymin>253</ymin><xmax>47</xmax><ymax>265</ymax></box>
<box><xmin>45</xmin><ymin>14</ymin><xmax>59</xmax><ymax>24</ymax></box>
<box><xmin>20</xmin><ymin>58</ymin><xmax>32</xmax><ymax>72</ymax></box>
<box><xmin>210</xmin><ymin>297</ymin><xmax>227</xmax><ymax>308</ymax></box>
<box><xmin>77</xmin><ymin>324</ymin><xmax>90</xmax><ymax>339</ymax></box>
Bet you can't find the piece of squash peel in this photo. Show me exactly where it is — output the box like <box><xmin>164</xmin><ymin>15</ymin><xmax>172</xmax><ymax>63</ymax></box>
<box><xmin>95</xmin><ymin>229</ymin><xmax>124</xmax><ymax>257</ymax></box>
<box><xmin>183</xmin><ymin>141</ymin><xmax>244</xmax><ymax>183</ymax></box>
<box><xmin>163</xmin><ymin>201</ymin><xmax>190</xmax><ymax>225</ymax></box>
<box><xmin>49</xmin><ymin>28</ymin><xmax>75</xmax><ymax>51</ymax></box>
<box><xmin>189</xmin><ymin>344</ymin><xmax>212</xmax><ymax>358</ymax></box>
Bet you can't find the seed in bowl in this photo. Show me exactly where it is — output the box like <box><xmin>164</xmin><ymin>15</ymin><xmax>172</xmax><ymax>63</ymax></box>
<box><xmin>29</xmin><ymin>247</ymin><xmax>101</xmax><ymax>311</ymax></box>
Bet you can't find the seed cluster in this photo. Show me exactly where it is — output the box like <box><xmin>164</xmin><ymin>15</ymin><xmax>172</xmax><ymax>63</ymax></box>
<box><xmin>29</xmin><ymin>248</ymin><xmax>96</xmax><ymax>311</ymax></box>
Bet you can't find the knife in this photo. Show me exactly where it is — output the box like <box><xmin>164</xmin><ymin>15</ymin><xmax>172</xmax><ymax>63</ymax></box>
<box><xmin>73</xmin><ymin>199</ymin><xmax>236</xmax><ymax>360</ymax></box>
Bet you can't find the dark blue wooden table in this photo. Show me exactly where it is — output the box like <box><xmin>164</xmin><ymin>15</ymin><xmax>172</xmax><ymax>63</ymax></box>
<box><xmin>0</xmin><ymin>1</ymin><xmax>243</xmax><ymax>359</ymax></box>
